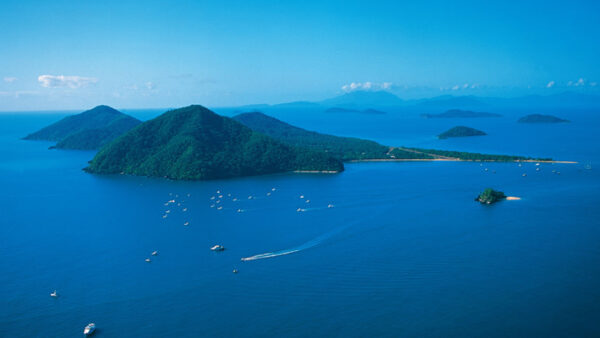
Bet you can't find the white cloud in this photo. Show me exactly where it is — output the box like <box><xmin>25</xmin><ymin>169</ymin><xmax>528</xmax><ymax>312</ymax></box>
<box><xmin>546</xmin><ymin>81</ymin><xmax>555</xmax><ymax>88</ymax></box>
<box><xmin>341</xmin><ymin>81</ymin><xmax>393</xmax><ymax>92</ymax></box>
<box><xmin>3</xmin><ymin>77</ymin><xmax>17</xmax><ymax>83</ymax></box>
<box><xmin>38</xmin><ymin>75</ymin><xmax>98</xmax><ymax>88</ymax></box>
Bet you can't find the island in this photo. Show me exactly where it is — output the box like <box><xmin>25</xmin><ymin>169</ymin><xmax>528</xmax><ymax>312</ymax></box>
<box><xmin>517</xmin><ymin>114</ymin><xmax>569</xmax><ymax>123</ymax></box>
<box><xmin>23</xmin><ymin>105</ymin><xmax>141</xmax><ymax>150</ymax></box>
<box><xmin>85</xmin><ymin>105</ymin><xmax>344</xmax><ymax>180</ymax></box>
<box><xmin>233</xmin><ymin>111</ymin><xmax>390</xmax><ymax>160</ymax></box>
<box><xmin>475</xmin><ymin>188</ymin><xmax>506</xmax><ymax>204</ymax></box>
<box><xmin>421</xmin><ymin>109</ymin><xmax>502</xmax><ymax>118</ymax></box>
<box><xmin>233</xmin><ymin>112</ymin><xmax>545</xmax><ymax>163</ymax></box>
<box><xmin>438</xmin><ymin>126</ymin><xmax>487</xmax><ymax>139</ymax></box>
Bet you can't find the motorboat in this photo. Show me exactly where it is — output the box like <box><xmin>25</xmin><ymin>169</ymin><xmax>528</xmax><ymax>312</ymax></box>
<box><xmin>211</xmin><ymin>245</ymin><xmax>225</xmax><ymax>252</ymax></box>
<box><xmin>84</xmin><ymin>323</ymin><xmax>96</xmax><ymax>335</ymax></box>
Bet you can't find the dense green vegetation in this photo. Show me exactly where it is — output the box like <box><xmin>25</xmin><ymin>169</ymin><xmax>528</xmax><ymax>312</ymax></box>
<box><xmin>518</xmin><ymin>114</ymin><xmax>569</xmax><ymax>123</ymax></box>
<box><xmin>86</xmin><ymin>106</ymin><xmax>343</xmax><ymax>180</ymax></box>
<box><xmin>438</xmin><ymin>126</ymin><xmax>487</xmax><ymax>139</ymax></box>
<box><xmin>233</xmin><ymin>112</ymin><xmax>547</xmax><ymax>162</ymax></box>
<box><xmin>422</xmin><ymin>109</ymin><xmax>502</xmax><ymax>118</ymax></box>
<box><xmin>24</xmin><ymin>105</ymin><xmax>141</xmax><ymax>150</ymax></box>
<box><xmin>233</xmin><ymin>112</ymin><xmax>391</xmax><ymax>160</ymax></box>
<box><xmin>476</xmin><ymin>188</ymin><xmax>506</xmax><ymax>204</ymax></box>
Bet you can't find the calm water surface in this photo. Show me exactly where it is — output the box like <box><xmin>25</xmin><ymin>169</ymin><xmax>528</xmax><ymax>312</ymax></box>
<box><xmin>1</xmin><ymin>108</ymin><xmax>599</xmax><ymax>337</ymax></box>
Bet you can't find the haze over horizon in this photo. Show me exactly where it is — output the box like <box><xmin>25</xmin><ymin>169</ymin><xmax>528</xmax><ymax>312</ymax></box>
<box><xmin>1</xmin><ymin>0</ymin><xmax>600</xmax><ymax>111</ymax></box>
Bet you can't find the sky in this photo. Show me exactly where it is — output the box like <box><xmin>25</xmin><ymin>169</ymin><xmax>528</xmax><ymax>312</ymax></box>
<box><xmin>1</xmin><ymin>0</ymin><xmax>599</xmax><ymax>111</ymax></box>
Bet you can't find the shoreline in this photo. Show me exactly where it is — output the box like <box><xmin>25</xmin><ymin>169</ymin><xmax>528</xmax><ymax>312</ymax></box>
<box><xmin>348</xmin><ymin>159</ymin><xmax>578</xmax><ymax>164</ymax></box>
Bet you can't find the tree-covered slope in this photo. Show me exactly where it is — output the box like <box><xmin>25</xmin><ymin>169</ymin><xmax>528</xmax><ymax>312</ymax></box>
<box><xmin>438</xmin><ymin>126</ymin><xmax>487</xmax><ymax>139</ymax></box>
<box><xmin>85</xmin><ymin>105</ymin><xmax>343</xmax><ymax>180</ymax></box>
<box><xmin>24</xmin><ymin>105</ymin><xmax>141</xmax><ymax>149</ymax></box>
<box><xmin>233</xmin><ymin>112</ymin><xmax>390</xmax><ymax>160</ymax></box>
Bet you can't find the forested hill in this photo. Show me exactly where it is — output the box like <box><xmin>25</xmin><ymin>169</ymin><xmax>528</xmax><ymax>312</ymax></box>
<box><xmin>233</xmin><ymin>112</ymin><xmax>390</xmax><ymax>160</ymax></box>
<box><xmin>85</xmin><ymin>105</ymin><xmax>344</xmax><ymax>180</ymax></box>
<box><xmin>23</xmin><ymin>105</ymin><xmax>141</xmax><ymax>150</ymax></box>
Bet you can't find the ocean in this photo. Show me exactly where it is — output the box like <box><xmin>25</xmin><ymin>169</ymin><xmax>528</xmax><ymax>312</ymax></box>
<box><xmin>1</xmin><ymin>107</ymin><xmax>599</xmax><ymax>337</ymax></box>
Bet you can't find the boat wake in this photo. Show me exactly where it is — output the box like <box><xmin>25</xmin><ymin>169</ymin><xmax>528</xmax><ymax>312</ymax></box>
<box><xmin>240</xmin><ymin>215</ymin><xmax>375</xmax><ymax>261</ymax></box>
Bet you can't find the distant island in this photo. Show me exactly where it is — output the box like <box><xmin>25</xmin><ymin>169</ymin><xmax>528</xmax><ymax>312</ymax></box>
<box><xmin>475</xmin><ymin>188</ymin><xmax>506</xmax><ymax>204</ymax></box>
<box><xmin>325</xmin><ymin>107</ymin><xmax>387</xmax><ymax>114</ymax></box>
<box><xmin>438</xmin><ymin>126</ymin><xmax>487</xmax><ymax>139</ymax></box>
<box><xmin>23</xmin><ymin>105</ymin><xmax>141</xmax><ymax>150</ymax></box>
<box><xmin>518</xmin><ymin>114</ymin><xmax>569</xmax><ymax>123</ymax></box>
<box><xmin>421</xmin><ymin>109</ymin><xmax>502</xmax><ymax>118</ymax></box>
<box><xmin>85</xmin><ymin>105</ymin><xmax>344</xmax><ymax>180</ymax></box>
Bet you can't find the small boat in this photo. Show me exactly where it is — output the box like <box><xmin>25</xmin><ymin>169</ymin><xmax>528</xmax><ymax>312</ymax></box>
<box><xmin>162</xmin><ymin>215</ymin><xmax>168</xmax><ymax>219</ymax></box>
<box><xmin>216</xmin><ymin>190</ymin><xmax>221</xmax><ymax>194</ymax></box>
<box><xmin>248</xmin><ymin>196</ymin><xmax>253</xmax><ymax>199</ymax></box>
<box><xmin>233</xmin><ymin>269</ymin><xmax>238</xmax><ymax>274</ymax></box>
<box><xmin>217</xmin><ymin>206</ymin><xmax>223</xmax><ymax>210</ymax></box>
<box><xmin>50</xmin><ymin>290</ymin><xmax>58</xmax><ymax>298</ymax></box>
<box><xmin>182</xmin><ymin>208</ymin><xmax>187</xmax><ymax>212</ymax></box>
<box><xmin>210</xmin><ymin>204</ymin><xmax>215</xmax><ymax>208</ymax></box>
<box><xmin>272</xmin><ymin>188</ymin><xmax>276</xmax><ymax>191</ymax></box>
<box><xmin>145</xmin><ymin>258</ymin><xmax>151</xmax><ymax>263</ymax></box>
<box><xmin>165</xmin><ymin>210</ymin><xmax>171</xmax><ymax>214</ymax></box>
<box><xmin>83</xmin><ymin>323</ymin><xmax>96</xmax><ymax>335</ymax></box>
<box><xmin>233</xmin><ymin>198</ymin><xmax>238</xmax><ymax>201</ymax></box>
<box><xmin>327</xmin><ymin>204</ymin><xmax>334</xmax><ymax>208</ymax></box>
<box><xmin>237</xmin><ymin>209</ymin><xmax>243</xmax><ymax>213</ymax></box>
<box><xmin>218</xmin><ymin>195</ymin><xmax>223</xmax><ymax>199</ymax></box>
<box><xmin>536</xmin><ymin>167</ymin><xmax>540</xmax><ymax>171</ymax></box>
<box><xmin>536</xmin><ymin>163</ymin><xmax>540</xmax><ymax>166</ymax></box>
<box><xmin>299</xmin><ymin>195</ymin><xmax>304</xmax><ymax>199</ymax></box>
<box><xmin>296</xmin><ymin>208</ymin><xmax>304</xmax><ymax>212</ymax></box>
<box><xmin>184</xmin><ymin>222</ymin><xmax>189</xmax><ymax>226</ymax></box>
<box><xmin>211</xmin><ymin>245</ymin><xmax>225</xmax><ymax>252</ymax></box>
<box><xmin>210</xmin><ymin>196</ymin><xmax>215</xmax><ymax>200</ymax></box>
<box><xmin>522</xmin><ymin>173</ymin><xmax>527</xmax><ymax>177</ymax></box>
<box><xmin>305</xmin><ymin>200</ymin><xmax>310</xmax><ymax>203</ymax></box>
<box><xmin>152</xmin><ymin>251</ymin><xmax>158</xmax><ymax>256</ymax></box>
<box><xmin>266</xmin><ymin>192</ymin><xmax>271</xmax><ymax>196</ymax></box>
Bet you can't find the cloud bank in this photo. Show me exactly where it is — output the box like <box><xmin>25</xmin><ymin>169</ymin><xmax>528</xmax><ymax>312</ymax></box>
<box><xmin>38</xmin><ymin>75</ymin><xmax>98</xmax><ymax>88</ymax></box>
<box><xmin>341</xmin><ymin>81</ymin><xmax>392</xmax><ymax>92</ymax></box>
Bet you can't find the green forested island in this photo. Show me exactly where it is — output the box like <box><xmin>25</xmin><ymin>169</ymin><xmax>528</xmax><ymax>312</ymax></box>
<box><xmin>422</xmin><ymin>109</ymin><xmax>502</xmax><ymax>118</ymax></box>
<box><xmin>518</xmin><ymin>114</ymin><xmax>569</xmax><ymax>123</ymax></box>
<box><xmin>438</xmin><ymin>126</ymin><xmax>487</xmax><ymax>139</ymax></box>
<box><xmin>85</xmin><ymin>105</ymin><xmax>343</xmax><ymax>180</ymax></box>
<box><xmin>476</xmin><ymin>188</ymin><xmax>507</xmax><ymax>204</ymax></box>
<box><xmin>25</xmin><ymin>105</ymin><xmax>553</xmax><ymax>181</ymax></box>
<box><xmin>23</xmin><ymin>105</ymin><xmax>141</xmax><ymax>150</ymax></box>
<box><xmin>233</xmin><ymin>112</ymin><xmax>391</xmax><ymax>160</ymax></box>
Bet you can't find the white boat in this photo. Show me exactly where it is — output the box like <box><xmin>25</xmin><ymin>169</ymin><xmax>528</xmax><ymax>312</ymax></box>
<box><xmin>184</xmin><ymin>222</ymin><xmax>189</xmax><ymax>226</ymax></box>
<box><xmin>50</xmin><ymin>290</ymin><xmax>58</xmax><ymax>298</ymax></box>
<box><xmin>83</xmin><ymin>323</ymin><xmax>96</xmax><ymax>335</ymax></box>
<box><xmin>211</xmin><ymin>245</ymin><xmax>225</xmax><ymax>252</ymax></box>
<box><xmin>327</xmin><ymin>204</ymin><xmax>334</xmax><ymax>208</ymax></box>
<box><xmin>233</xmin><ymin>269</ymin><xmax>239</xmax><ymax>274</ymax></box>
<box><xmin>145</xmin><ymin>258</ymin><xmax>151</xmax><ymax>263</ymax></box>
<box><xmin>151</xmin><ymin>251</ymin><xmax>158</xmax><ymax>256</ymax></box>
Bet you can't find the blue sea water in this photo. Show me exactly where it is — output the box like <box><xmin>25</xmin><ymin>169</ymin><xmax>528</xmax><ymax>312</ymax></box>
<box><xmin>1</xmin><ymin>107</ymin><xmax>600</xmax><ymax>337</ymax></box>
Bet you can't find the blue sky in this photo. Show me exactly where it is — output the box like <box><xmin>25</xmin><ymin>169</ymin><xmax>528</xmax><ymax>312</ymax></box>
<box><xmin>1</xmin><ymin>0</ymin><xmax>599</xmax><ymax>110</ymax></box>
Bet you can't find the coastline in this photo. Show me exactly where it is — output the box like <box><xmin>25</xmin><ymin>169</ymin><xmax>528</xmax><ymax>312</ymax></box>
<box><xmin>348</xmin><ymin>159</ymin><xmax>578</xmax><ymax>164</ymax></box>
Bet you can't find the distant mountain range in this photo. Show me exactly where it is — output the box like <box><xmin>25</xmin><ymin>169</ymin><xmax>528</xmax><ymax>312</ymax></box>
<box><xmin>236</xmin><ymin>91</ymin><xmax>600</xmax><ymax>111</ymax></box>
